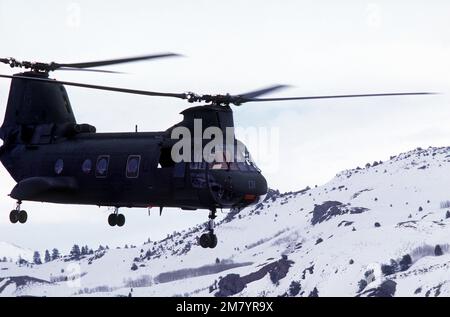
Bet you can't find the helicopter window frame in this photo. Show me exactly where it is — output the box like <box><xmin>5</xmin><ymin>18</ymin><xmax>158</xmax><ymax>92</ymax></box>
<box><xmin>95</xmin><ymin>155</ymin><xmax>110</xmax><ymax>178</ymax></box>
<box><xmin>126</xmin><ymin>155</ymin><xmax>141</xmax><ymax>179</ymax></box>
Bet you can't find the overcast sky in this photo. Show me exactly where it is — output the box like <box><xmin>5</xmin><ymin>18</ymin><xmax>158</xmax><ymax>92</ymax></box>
<box><xmin>0</xmin><ymin>0</ymin><xmax>449</xmax><ymax>253</ymax></box>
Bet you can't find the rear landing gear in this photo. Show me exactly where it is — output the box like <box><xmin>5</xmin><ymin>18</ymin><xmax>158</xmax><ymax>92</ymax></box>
<box><xmin>108</xmin><ymin>207</ymin><xmax>125</xmax><ymax>227</ymax></box>
<box><xmin>9</xmin><ymin>201</ymin><xmax>27</xmax><ymax>224</ymax></box>
<box><xmin>199</xmin><ymin>209</ymin><xmax>218</xmax><ymax>249</ymax></box>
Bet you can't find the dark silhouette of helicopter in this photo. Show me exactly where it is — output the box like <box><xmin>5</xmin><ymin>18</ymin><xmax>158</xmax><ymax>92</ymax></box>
<box><xmin>0</xmin><ymin>54</ymin><xmax>433</xmax><ymax>248</ymax></box>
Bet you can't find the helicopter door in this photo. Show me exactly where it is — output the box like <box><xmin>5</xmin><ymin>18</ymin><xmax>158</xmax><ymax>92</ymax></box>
<box><xmin>173</xmin><ymin>162</ymin><xmax>186</xmax><ymax>189</ymax></box>
<box><xmin>189</xmin><ymin>162</ymin><xmax>207</xmax><ymax>189</ymax></box>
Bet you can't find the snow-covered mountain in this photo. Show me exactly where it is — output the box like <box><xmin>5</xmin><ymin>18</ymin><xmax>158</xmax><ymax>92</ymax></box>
<box><xmin>2</xmin><ymin>146</ymin><xmax>450</xmax><ymax>297</ymax></box>
<box><xmin>0</xmin><ymin>242</ymin><xmax>33</xmax><ymax>263</ymax></box>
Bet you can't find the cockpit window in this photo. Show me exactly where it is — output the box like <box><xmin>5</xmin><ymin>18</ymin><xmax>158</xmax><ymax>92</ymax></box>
<box><xmin>206</xmin><ymin>142</ymin><xmax>260</xmax><ymax>172</ymax></box>
<box><xmin>235</xmin><ymin>140</ymin><xmax>260</xmax><ymax>172</ymax></box>
<box><xmin>206</xmin><ymin>145</ymin><xmax>231</xmax><ymax>170</ymax></box>
<box><xmin>210</xmin><ymin>150</ymin><xmax>228</xmax><ymax>170</ymax></box>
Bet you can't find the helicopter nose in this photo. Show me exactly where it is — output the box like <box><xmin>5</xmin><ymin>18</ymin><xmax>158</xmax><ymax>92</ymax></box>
<box><xmin>207</xmin><ymin>170</ymin><xmax>268</xmax><ymax>207</ymax></box>
<box><xmin>241</xmin><ymin>173</ymin><xmax>268</xmax><ymax>205</ymax></box>
<box><xmin>226</xmin><ymin>172</ymin><xmax>268</xmax><ymax>204</ymax></box>
<box><xmin>248</xmin><ymin>173</ymin><xmax>268</xmax><ymax>195</ymax></box>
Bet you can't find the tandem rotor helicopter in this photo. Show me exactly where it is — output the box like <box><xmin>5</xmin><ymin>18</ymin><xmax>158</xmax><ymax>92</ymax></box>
<box><xmin>0</xmin><ymin>53</ymin><xmax>432</xmax><ymax>249</ymax></box>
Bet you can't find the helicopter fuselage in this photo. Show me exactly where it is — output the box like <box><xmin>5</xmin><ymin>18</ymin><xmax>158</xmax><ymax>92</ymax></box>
<box><xmin>1</xmin><ymin>130</ymin><xmax>267</xmax><ymax>211</ymax></box>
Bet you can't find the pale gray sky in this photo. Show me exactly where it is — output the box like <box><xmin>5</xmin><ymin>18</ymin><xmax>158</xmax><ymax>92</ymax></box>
<box><xmin>0</xmin><ymin>0</ymin><xmax>449</xmax><ymax>252</ymax></box>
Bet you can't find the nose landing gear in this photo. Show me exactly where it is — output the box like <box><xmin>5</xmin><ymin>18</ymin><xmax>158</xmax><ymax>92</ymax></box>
<box><xmin>108</xmin><ymin>207</ymin><xmax>126</xmax><ymax>227</ymax></box>
<box><xmin>9</xmin><ymin>201</ymin><xmax>27</xmax><ymax>224</ymax></box>
<box><xmin>199</xmin><ymin>209</ymin><xmax>218</xmax><ymax>249</ymax></box>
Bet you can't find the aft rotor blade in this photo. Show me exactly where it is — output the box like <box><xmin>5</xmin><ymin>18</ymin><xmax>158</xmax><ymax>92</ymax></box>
<box><xmin>242</xmin><ymin>92</ymin><xmax>436</xmax><ymax>103</ymax></box>
<box><xmin>53</xmin><ymin>53</ymin><xmax>181</xmax><ymax>69</ymax></box>
<box><xmin>0</xmin><ymin>74</ymin><xmax>188</xmax><ymax>99</ymax></box>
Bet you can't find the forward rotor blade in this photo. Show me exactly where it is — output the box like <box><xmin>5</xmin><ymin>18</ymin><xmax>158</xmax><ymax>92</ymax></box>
<box><xmin>238</xmin><ymin>85</ymin><xmax>290</xmax><ymax>99</ymax></box>
<box><xmin>53</xmin><ymin>53</ymin><xmax>181</xmax><ymax>70</ymax></box>
<box><xmin>58</xmin><ymin>67</ymin><xmax>124</xmax><ymax>74</ymax></box>
<box><xmin>0</xmin><ymin>74</ymin><xmax>187</xmax><ymax>100</ymax></box>
<box><xmin>0</xmin><ymin>73</ymin><xmax>436</xmax><ymax>107</ymax></box>
<box><xmin>242</xmin><ymin>92</ymin><xmax>436</xmax><ymax>103</ymax></box>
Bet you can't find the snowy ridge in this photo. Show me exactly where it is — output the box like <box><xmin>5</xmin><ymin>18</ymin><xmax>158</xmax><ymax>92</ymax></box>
<box><xmin>2</xmin><ymin>146</ymin><xmax>450</xmax><ymax>297</ymax></box>
<box><xmin>0</xmin><ymin>242</ymin><xmax>33</xmax><ymax>263</ymax></box>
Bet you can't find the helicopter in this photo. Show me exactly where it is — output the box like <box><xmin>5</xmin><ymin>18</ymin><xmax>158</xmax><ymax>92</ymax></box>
<box><xmin>0</xmin><ymin>54</ymin><xmax>433</xmax><ymax>249</ymax></box>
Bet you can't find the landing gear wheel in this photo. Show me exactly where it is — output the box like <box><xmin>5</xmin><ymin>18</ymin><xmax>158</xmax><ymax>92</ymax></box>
<box><xmin>199</xmin><ymin>233</ymin><xmax>218</xmax><ymax>249</ymax></box>
<box><xmin>199</xmin><ymin>208</ymin><xmax>219</xmax><ymax>249</ymax></box>
<box><xmin>208</xmin><ymin>234</ymin><xmax>218</xmax><ymax>249</ymax></box>
<box><xmin>116</xmin><ymin>214</ymin><xmax>125</xmax><ymax>227</ymax></box>
<box><xmin>18</xmin><ymin>210</ymin><xmax>27</xmax><ymax>224</ymax></box>
<box><xmin>200</xmin><ymin>233</ymin><xmax>212</xmax><ymax>248</ymax></box>
<box><xmin>108</xmin><ymin>214</ymin><xmax>117</xmax><ymax>226</ymax></box>
<box><xmin>9</xmin><ymin>210</ymin><xmax>18</xmax><ymax>224</ymax></box>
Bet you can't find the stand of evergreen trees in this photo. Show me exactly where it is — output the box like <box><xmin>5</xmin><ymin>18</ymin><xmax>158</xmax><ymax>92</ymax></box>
<box><xmin>29</xmin><ymin>243</ymin><xmax>108</xmax><ymax>264</ymax></box>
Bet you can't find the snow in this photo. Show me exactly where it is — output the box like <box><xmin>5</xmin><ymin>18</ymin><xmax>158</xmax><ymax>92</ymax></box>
<box><xmin>2</xmin><ymin>146</ymin><xmax>450</xmax><ymax>297</ymax></box>
<box><xmin>0</xmin><ymin>241</ymin><xmax>33</xmax><ymax>262</ymax></box>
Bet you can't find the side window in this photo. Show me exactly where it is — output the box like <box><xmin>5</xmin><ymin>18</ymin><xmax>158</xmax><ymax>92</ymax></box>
<box><xmin>82</xmin><ymin>159</ymin><xmax>92</xmax><ymax>174</ymax></box>
<box><xmin>96</xmin><ymin>155</ymin><xmax>110</xmax><ymax>178</ymax></box>
<box><xmin>126</xmin><ymin>155</ymin><xmax>141</xmax><ymax>178</ymax></box>
<box><xmin>54</xmin><ymin>159</ymin><xmax>64</xmax><ymax>175</ymax></box>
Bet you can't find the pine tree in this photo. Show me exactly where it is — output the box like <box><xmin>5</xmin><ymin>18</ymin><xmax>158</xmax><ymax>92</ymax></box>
<box><xmin>33</xmin><ymin>251</ymin><xmax>42</xmax><ymax>265</ymax></box>
<box><xmin>71</xmin><ymin>244</ymin><xmax>81</xmax><ymax>258</ymax></box>
<box><xmin>44</xmin><ymin>250</ymin><xmax>51</xmax><ymax>263</ymax></box>
<box><xmin>81</xmin><ymin>246</ymin><xmax>86</xmax><ymax>255</ymax></box>
<box><xmin>51</xmin><ymin>248</ymin><xmax>60</xmax><ymax>260</ymax></box>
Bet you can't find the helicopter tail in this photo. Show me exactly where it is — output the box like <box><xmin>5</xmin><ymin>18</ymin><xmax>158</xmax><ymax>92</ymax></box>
<box><xmin>1</xmin><ymin>72</ymin><xmax>77</xmax><ymax>144</ymax></box>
